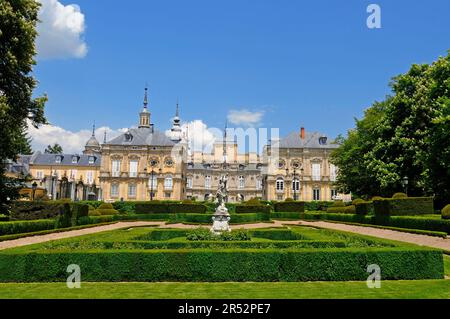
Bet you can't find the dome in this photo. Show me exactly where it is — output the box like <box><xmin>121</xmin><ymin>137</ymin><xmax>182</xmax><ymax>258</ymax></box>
<box><xmin>86</xmin><ymin>135</ymin><xmax>100</xmax><ymax>147</ymax></box>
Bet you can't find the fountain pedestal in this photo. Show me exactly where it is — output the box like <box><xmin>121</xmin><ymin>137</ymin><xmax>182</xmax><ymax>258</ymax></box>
<box><xmin>210</xmin><ymin>204</ymin><xmax>231</xmax><ymax>234</ymax></box>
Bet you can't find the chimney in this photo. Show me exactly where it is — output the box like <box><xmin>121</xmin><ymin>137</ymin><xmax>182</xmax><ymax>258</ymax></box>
<box><xmin>300</xmin><ymin>127</ymin><xmax>305</xmax><ymax>140</ymax></box>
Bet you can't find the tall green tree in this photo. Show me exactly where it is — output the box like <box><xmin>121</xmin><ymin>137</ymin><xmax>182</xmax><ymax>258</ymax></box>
<box><xmin>0</xmin><ymin>0</ymin><xmax>47</xmax><ymax>213</ymax></box>
<box><xmin>44</xmin><ymin>143</ymin><xmax>63</xmax><ymax>154</ymax></box>
<box><xmin>331</xmin><ymin>52</ymin><xmax>450</xmax><ymax>206</ymax></box>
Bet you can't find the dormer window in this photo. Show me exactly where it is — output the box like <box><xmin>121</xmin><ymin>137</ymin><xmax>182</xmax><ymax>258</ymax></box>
<box><xmin>55</xmin><ymin>155</ymin><xmax>62</xmax><ymax>163</ymax></box>
<box><xmin>72</xmin><ymin>156</ymin><xmax>78</xmax><ymax>164</ymax></box>
<box><xmin>319</xmin><ymin>136</ymin><xmax>328</xmax><ymax>145</ymax></box>
<box><xmin>124</xmin><ymin>132</ymin><xmax>133</xmax><ymax>142</ymax></box>
<box><xmin>88</xmin><ymin>156</ymin><xmax>95</xmax><ymax>164</ymax></box>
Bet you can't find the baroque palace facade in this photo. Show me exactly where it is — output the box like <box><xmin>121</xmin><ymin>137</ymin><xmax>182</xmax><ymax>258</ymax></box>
<box><xmin>19</xmin><ymin>89</ymin><xmax>348</xmax><ymax>202</ymax></box>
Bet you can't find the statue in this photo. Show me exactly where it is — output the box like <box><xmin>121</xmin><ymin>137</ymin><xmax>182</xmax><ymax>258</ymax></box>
<box><xmin>216</xmin><ymin>174</ymin><xmax>228</xmax><ymax>207</ymax></box>
<box><xmin>210</xmin><ymin>174</ymin><xmax>231</xmax><ymax>234</ymax></box>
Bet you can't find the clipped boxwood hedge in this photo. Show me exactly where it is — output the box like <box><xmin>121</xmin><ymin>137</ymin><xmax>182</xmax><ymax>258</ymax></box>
<box><xmin>326</xmin><ymin>205</ymin><xmax>356</xmax><ymax>214</ymax></box>
<box><xmin>274</xmin><ymin>201</ymin><xmax>305</xmax><ymax>213</ymax></box>
<box><xmin>0</xmin><ymin>247</ymin><xmax>442</xmax><ymax>282</ymax></box>
<box><xmin>300</xmin><ymin>212</ymin><xmax>450</xmax><ymax>234</ymax></box>
<box><xmin>373</xmin><ymin>197</ymin><xmax>434</xmax><ymax>216</ymax></box>
<box><xmin>235</xmin><ymin>205</ymin><xmax>271</xmax><ymax>214</ymax></box>
<box><xmin>270</xmin><ymin>212</ymin><xmax>301</xmax><ymax>220</ymax></box>
<box><xmin>0</xmin><ymin>219</ymin><xmax>56</xmax><ymax>235</ymax></box>
<box><xmin>355</xmin><ymin>201</ymin><xmax>373</xmax><ymax>215</ymax></box>
<box><xmin>9</xmin><ymin>200</ymin><xmax>66</xmax><ymax>220</ymax></box>
<box><xmin>134</xmin><ymin>202</ymin><xmax>207</xmax><ymax>214</ymax></box>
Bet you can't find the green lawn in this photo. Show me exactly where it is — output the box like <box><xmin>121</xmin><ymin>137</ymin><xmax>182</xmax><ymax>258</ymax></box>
<box><xmin>0</xmin><ymin>280</ymin><xmax>448</xmax><ymax>299</ymax></box>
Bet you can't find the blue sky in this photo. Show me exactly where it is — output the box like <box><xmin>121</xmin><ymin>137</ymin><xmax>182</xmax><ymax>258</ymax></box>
<box><xmin>31</xmin><ymin>0</ymin><xmax>450</xmax><ymax>153</ymax></box>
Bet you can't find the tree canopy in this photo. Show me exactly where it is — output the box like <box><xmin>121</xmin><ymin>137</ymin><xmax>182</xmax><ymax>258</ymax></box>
<box><xmin>0</xmin><ymin>0</ymin><xmax>47</xmax><ymax>213</ymax></box>
<box><xmin>331</xmin><ymin>51</ymin><xmax>450</xmax><ymax>207</ymax></box>
<box><xmin>44</xmin><ymin>143</ymin><xmax>63</xmax><ymax>154</ymax></box>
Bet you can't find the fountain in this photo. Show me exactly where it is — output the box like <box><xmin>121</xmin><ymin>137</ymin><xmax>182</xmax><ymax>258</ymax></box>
<box><xmin>210</xmin><ymin>174</ymin><xmax>231</xmax><ymax>234</ymax></box>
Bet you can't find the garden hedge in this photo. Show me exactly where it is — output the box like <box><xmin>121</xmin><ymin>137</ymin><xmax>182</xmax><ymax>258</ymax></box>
<box><xmin>373</xmin><ymin>197</ymin><xmax>434</xmax><ymax>216</ymax></box>
<box><xmin>0</xmin><ymin>247</ymin><xmax>442</xmax><ymax>282</ymax></box>
<box><xmin>9</xmin><ymin>201</ymin><xmax>67</xmax><ymax>220</ymax></box>
<box><xmin>270</xmin><ymin>212</ymin><xmax>301</xmax><ymax>220</ymax></box>
<box><xmin>134</xmin><ymin>202</ymin><xmax>207</xmax><ymax>214</ymax></box>
<box><xmin>235</xmin><ymin>205</ymin><xmax>271</xmax><ymax>214</ymax></box>
<box><xmin>0</xmin><ymin>219</ymin><xmax>56</xmax><ymax>235</ymax></box>
<box><xmin>70</xmin><ymin>240</ymin><xmax>347</xmax><ymax>250</ymax></box>
<box><xmin>300</xmin><ymin>212</ymin><xmax>450</xmax><ymax>234</ymax></box>
<box><xmin>304</xmin><ymin>201</ymin><xmax>334</xmax><ymax>211</ymax></box>
<box><xmin>326</xmin><ymin>205</ymin><xmax>356</xmax><ymax>214</ymax></box>
<box><xmin>355</xmin><ymin>201</ymin><xmax>373</xmax><ymax>215</ymax></box>
<box><xmin>274</xmin><ymin>201</ymin><xmax>305</xmax><ymax>213</ymax></box>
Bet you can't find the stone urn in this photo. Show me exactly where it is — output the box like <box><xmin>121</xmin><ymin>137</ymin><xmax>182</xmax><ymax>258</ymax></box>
<box><xmin>210</xmin><ymin>204</ymin><xmax>231</xmax><ymax>234</ymax></box>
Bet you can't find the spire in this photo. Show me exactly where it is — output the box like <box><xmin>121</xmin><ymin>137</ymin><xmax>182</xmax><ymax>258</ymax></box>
<box><xmin>170</xmin><ymin>98</ymin><xmax>182</xmax><ymax>142</ymax></box>
<box><xmin>138</xmin><ymin>86</ymin><xmax>151</xmax><ymax>128</ymax></box>
<box><xmin>223</xmin><ymin>120</ymin><xmax>227</xmax><ymax>162</ymax></box>
<box><xmin>143</xmin><ymin>86</ymin><xmax>148</xmax><ymax>108</ymax></box>
<box><xmin>92</xmin><ymin>121</ymin><xmax>96</xmax><ymax>136</ymax></box>
<box><xmin>103</xmin><ymin>129</ymin><xmax>107</xmax><ymax>144</ymax></box>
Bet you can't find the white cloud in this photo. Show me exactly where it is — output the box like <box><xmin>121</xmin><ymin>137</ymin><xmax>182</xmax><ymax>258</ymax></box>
<box><xmin>27</xmin><ymin>120</ymin><xmax>127</xmax><ymax>153</ymax></box>
<box><xmin>227</xmin><ymin>109</ymin><xmax>264</xmax><ymax>127</ymax></box>
<box><xmin>36</xmin><ymin>0</ymin><xmax>87</xmax><ymax>59</ymax></box>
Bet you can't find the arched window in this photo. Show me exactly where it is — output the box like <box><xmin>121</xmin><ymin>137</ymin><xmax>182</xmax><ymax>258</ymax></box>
<box><xmin>276</xmin><ymin>177</ymin><xmax>284</xmax><ymax>192</ymax></box>
<box><xmin>238</xmin><ymin>176</ymin><xmax>245</xmax><ymax>189</ymax></box>
<box><xmin>164</xmin><ymin>175</ymin><xmax>173</xmax><ymax>190</ymax></box>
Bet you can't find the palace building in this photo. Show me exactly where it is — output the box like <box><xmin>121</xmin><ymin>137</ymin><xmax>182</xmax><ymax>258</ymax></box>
<box><xmin>18</xmin><ymin>88</ymin><xmax>348</xmax><ymax>202</ymax></box>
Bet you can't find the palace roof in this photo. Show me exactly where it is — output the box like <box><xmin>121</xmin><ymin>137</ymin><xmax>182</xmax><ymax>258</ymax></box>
<box><xmin>275</xmin><ymin>131</ymin><xmax>339</xmax><ymax>149</ymax></box>
<box><xmin>106</xmin><ymin>127</ymin><xmax>176</xmax><ymax>146</ymax></box>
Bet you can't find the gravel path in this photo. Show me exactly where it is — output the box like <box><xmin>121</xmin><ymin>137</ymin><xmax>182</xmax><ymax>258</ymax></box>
<box><xmin>0</xmin><ymin>219</ymin><xmax>449</xmax><ymax>251</ymax></box>
<box><xmin>298</xmin><ymin>220</ymin><xmax>450</xmax><ymax>251</ymax></box>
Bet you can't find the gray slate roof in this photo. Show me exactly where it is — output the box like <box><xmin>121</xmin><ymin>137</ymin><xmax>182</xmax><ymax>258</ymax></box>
<box><xmin>4</xmin><ymin>156</ymin><xmax>31</xmax><ymax>175</ymax></box>
<box><xmin>107</xmin><ymin>127</ymin><xmax>175</xmax><ymax>146</ymax></box>
<box><xmin>30</xmin><ymin>152</ymin><xmax>101</xmax><ymax>167</ymax></box>
<box><xmin>274</xmin><ymin>131</ymin><xmax>339</xmax><ymax>149</ymax></box>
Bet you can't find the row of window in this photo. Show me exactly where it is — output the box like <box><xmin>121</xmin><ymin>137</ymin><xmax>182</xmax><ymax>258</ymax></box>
<box><xmin>185</xmin><ymin>176</ymin><xmax>263</xmax><ymax>190</ymax></box>
<box><xmin>111</xmin><ymin>159</ymin><xmax>174</xmax><ymax>177</ymax></box>
<box><xmin>276</xmin><ymin>178</ymin><xmax>300</xmax><ymax>191</ymax></box>
<box><xmin>35</xmin><ymin>170</ymin><xmax>95</xmax><ymax>184</ymax></box>
<box><xmin>276</xmin><ymin>189</ymin><xmax>337</xmax><ymax>201</ymax></box>
<box><xmin>54</xmin><ymin>155</ymin><xmax>96</xmax><ymax>165</ymax></box>
<box><xmin>311</xmin><ymin>163</ymin><xmax>336</xmax><ymax>181</ymax></box>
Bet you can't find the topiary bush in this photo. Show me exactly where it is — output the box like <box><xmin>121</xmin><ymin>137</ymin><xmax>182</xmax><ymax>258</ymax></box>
<box><xmin>392</xmin><ymin>192</ymin><xmax>408</xmax><ymax>199</ymax></box>
<box><xmin>327</xmin><ymin>205</ymin><xmax>356</xmax><ymax>214</ymax></box>
<box><xmin>442</xmin><ymin>204</ymin><xmax>450</xmax><ymax>220</ymax></box>
<box><xmin>355</xmin><ymin>201</ymin><xmax>373</xmax><ymax>215</ymax></box>
<box><xmin>284</xmin><ymin>198</ymin><xmax>294</xmax><ymax>202</ymax></box>
<box><xmin>373</xmin><ymin>197</ymin><xmax>434</xmax><ymax>216</ymax></box>
<box><xmin>352</xmin><ymin>198</ymin><xmax>365</xmax><ymax>205</ymax></box>
<box><xmin>372</xmin><ymin>196</ymin><xmax>383</xmax><ymax>200</ymax></box>
<box><xmin>332</xmin><ymin>200</ymin><xmax>345</xmax><ymax>207</ymax></box>
<box><xmin>96</xmin><ymin>203</ymin><xmax>119</xmax><ymax>216</ymax></box>
<box><xmin>245</xmin><ymin>198</ymin><xmax>262</xmax><ymax>206</ymax></box>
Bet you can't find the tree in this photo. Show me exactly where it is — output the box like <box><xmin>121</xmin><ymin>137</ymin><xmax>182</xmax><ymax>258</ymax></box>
<box><xmin>16</xmin><ymin>131</ymin><xmax>33</xmax><ymax>155</ymax></box>
<box><xmin>44</xmin><ymin>143</ymin><xmax>63</xmax><ymax>154</ymax></box>
<box><xmin>0</xmin><ymin>0</ymin><xmax>47</xmax><ymax>214</ymax></box>
<box><xmin>331</xmin><ymin>52</ymin><xmax>450</xmax><ymax>206</ymax></box>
